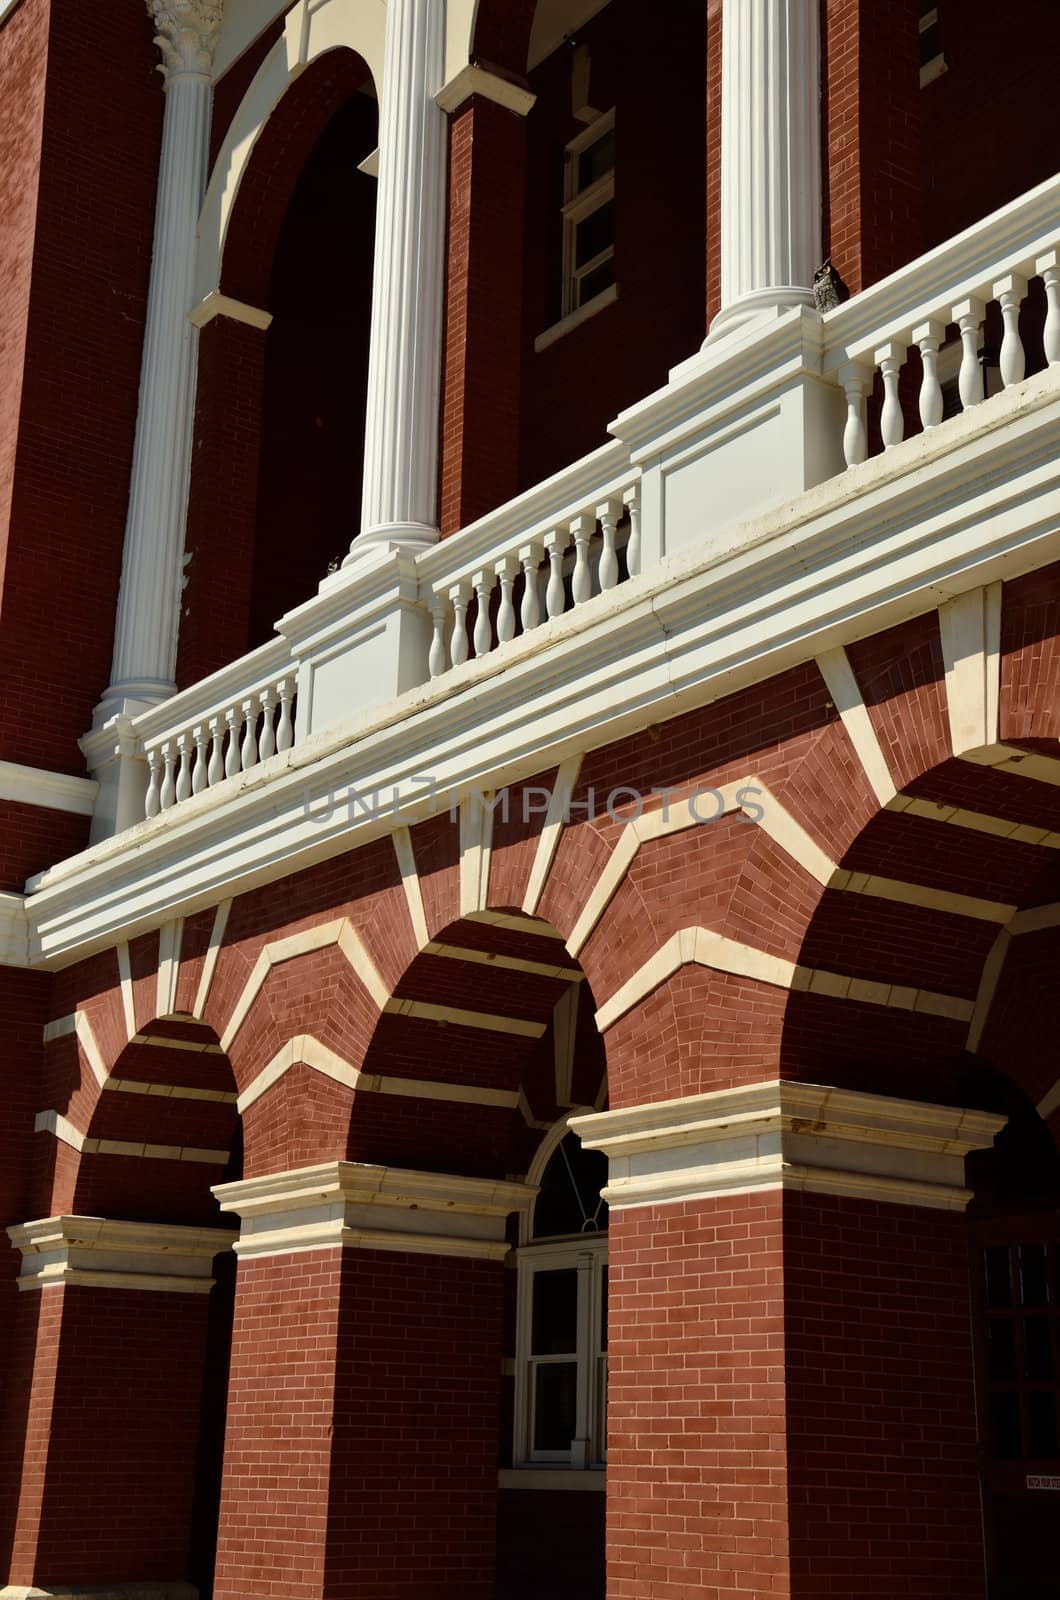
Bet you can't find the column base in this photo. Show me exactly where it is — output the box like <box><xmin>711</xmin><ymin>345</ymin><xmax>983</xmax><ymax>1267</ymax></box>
<box><xmin>342</xmin><ymin>521</ymin><xmax>440</xmax><ymax>565</ymax></box>
<box><xmin>704</xmin><ymin>285</ymin><xmax>817</xmax><ymax>345</ymax></box>
<box><xmin>0</xmin><ymin>1586</ymin><xmax>197</xmax><ymax>1600</ymax></box>
<box><xmin>79</xmin><ymin>715</ymin><xmax>148</xmax><ymax>842</ymax></box>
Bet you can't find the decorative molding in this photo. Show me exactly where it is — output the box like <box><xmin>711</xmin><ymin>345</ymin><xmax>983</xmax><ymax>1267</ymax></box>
<box><xmin>7</xmin><ymin>1216</ymin><xmax>235</xmax><ymax>1293</ymax></box>
<box><xmin>214</xmin><ymin>1160</ymin><xmax>535</xmax><ymax>1261</ymax></box>
<box><xmin>392</xmin><ymin>826</ymin><xmax>429</xmax><ymax>948</ymax></box>
<box><xmin>383</xmin><ymin>997</ymin><xmax>546</xmax><ymax>1037</ymax></box>
<box><xmin>117</xmin><ymin>942</ymin><xmax>136</xmax><ymax>1037</ymax></box>
<box><xmin>0</xmin><ymin>760</ymin><xmax>98</xmax><ymax>816</ymax></box>
<box><xmin>594</xmin><ymin>925</ymin><xmax>974</xmax><ymax>1034</ymax></box>
<box><xmin>522</xmin><ymin>754</ymin><xmax>581</xmax><ymax>915</ymax></box>
<box><xmin>886</xmin><ymin>791</ymin><xmax>1060</xmax><ymax>849</ymax></box>
<box><xmin>939</xmin><ymin>583</ymin><xmax>1002</xmax><ymax>754</ymax></box>
<box><xmin>829</xmin><ymin>870</ymin><xmax>1014</xmax><ymax>924</ymax></box>
<box><xmin>156</xmin><ymin>917</ymin><xmax>184</xmax><ymax>1018</ymax></box>
<box><xmin>959</xmin><ymin>743</ymin><xmax>1060</xmax><ymax>787</ymax></box>
<box><xmin>33</xmin><ymin>1109</ymin><xmax>228</xmax><ymax>1168</ymax></box>
<box><xmin>193</xmin><ymin>897</ymin><xmax>231</xmax><ymax>1019</ymax></box>
<box><xmin>459</xmin><ymin>794</ymin><xmax>494</xmax><ymax>915</ymax></box>
<box><xmin>425</xmin><ymin>940</ymin><xmax>582</xmax><ymax>981</ymax></box>
<box><xmin>188</xmin><ymin>291</ymin><xmax>272</xmax><ymax>330</ymax></box>
<box><xmin>571</xmin><ymin>1081</ymin><xmax>1006</xmax><ymax>1212</ymax></box>
<box><xmin>815</xmin><ymin>647</ymin><xmax>897</xmax><ymax>805</ymax></box>
<box><xmin>148</xmin><ymin>0</ymin><xmax>224</xmax><ymax>81</ymax></box>
<box><xmin>435</xmin><ymin>63</ymin><xmax>536</xmax><ymax>117</ymax></box>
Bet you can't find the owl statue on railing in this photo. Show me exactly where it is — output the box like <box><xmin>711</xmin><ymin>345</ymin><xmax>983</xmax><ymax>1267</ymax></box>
<box><xmin>812</xmin><ymin>259</ymin><xmax>850</xmax><ymax>312</ymax></box>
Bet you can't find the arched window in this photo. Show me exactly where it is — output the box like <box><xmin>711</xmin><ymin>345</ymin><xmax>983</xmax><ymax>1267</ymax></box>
<box><xmin>514</xmin><ymin>1124</ymin><xmax>609</xmax><ymax>1468</ymax></box>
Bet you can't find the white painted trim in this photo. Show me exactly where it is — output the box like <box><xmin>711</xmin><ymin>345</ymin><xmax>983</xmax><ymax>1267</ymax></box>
<box><xmin>7</xmin><ymin>1216</ymin><xmax>236</xmax><ymax>1293</ymax></box>
<box><xmin>156</xmin><ymin>917</ymin><xmax>184</xmax><ymax>1019</ymax></box>
<box><xmin>75</xmin><ymin>1013</ymin><xmax>107</xmax><ymax>1087</ymax></box>
<box><xmin>959</xmin><ymin>744</ymin><xmax>1060</xmax><ymax>787</ymax></box>
<box><xmin>829</xmin><ymin>870</ymin><xmax>1014</xmax><ymax>924</ymax></box>
<box><xmin>572</xmin><ymin>1081</ymin><xmax>1006</xmax><ymax>1212</ymax></box>
<box><xmin>0</xmin><ymin>760</ymin><xmax>98</xmax><ymax>816</ymax></box>
<box><xmin>1008</xmin><ymin>902</ymin><xmax>1060</xmax><ymax>937</ymax></box>
<box><xmin>594</xmin><ymin>925</ymin><xmax>974</xmax><ymax>1034</ymax></box>
<box><xmin>887</xmin><ymin>792</ymin><xmax>1060</xmax><ymax>848</ymax></box>
<box><xmin>425</xmin><ymin>940</ymin><xmax>583</xmax><ymax>981</ymax></box>
<box><xmin>193</xmin><ymin>897</ymin><xmax>231</xmax><ymax>1019</ymax></box>
<box><xmin>534</xmin><ymin>283</ymin><xmax>618</xmax><ymax>354</ymax></box>
<box><xmin>552</xmin><ymin>985</ymin><xmax>579</xmax><ymax>1108</ymax></box>
<box><xmin>188</xmin><ymin>291</ymin><xmax>272</xmax><ymax>331</ymax></box>
<box><xmin>116</xmin><ymin>942</ymin><xmax>135</xmax><ymax>1037</ymax></box>
<box><xmin>383</xmin><ymin>997</ymin><xmax>546</xmax><ymax>1036</ymax></box>
<box><xmin>103</xmin><ymin>1077</ymin><xmax>236</xmax><ymax>1103</ymax></box>
<box><xmin>523</xmin><ymin>755</ymin><xmax>582</xmax><ymax>915</ymax></box>
<box><xmin>498</xmin><ymin>1469</ymin><xmax>606</xmax><ymax>1492</ymax></box>
<box><xmin>967</xmin><ymin>929</ymin><xmax>1011</xmax><ymax>1052</ymax></box>
<box><xmin>392</xmin><ymin>826</ymin><xmax>429</xmax><ymax>948</ymax></box>
<box><xmin>939</xmin><ymin>584</ymin><xmax>1001</xmax><ymax>754</ymax></box>
<box><xmin>435</xmin><ymin>64</ymin><xmax>536</xmax><ymax>117</ymax></box>
<box><xmin>459</xmin><ymin>794</ymin><xmax>494</xmax><ymax>915</ymax></box>
<box><xmin>33</xmin><ymin>1110</ymin><xmax>229</xmax><ymax>1167</ymax></box>
<box><xmin>214</xmin><ymin>1159</ymin><xmax>534</xmax><ymax>1260</ymax></box>
<box><xmin>467</xmin><ymin>910</ymin><xmax>566</xmax><ymax>939</ymax></box>
<box><xmin>815</xmin><ymin>647</ymin><xmax>897</xmax><ymax>805</ymax></box>
<box><xmin>0</xmin><ymin>893</ymin><xmax>29</xmax><ymax>967</ymax></box>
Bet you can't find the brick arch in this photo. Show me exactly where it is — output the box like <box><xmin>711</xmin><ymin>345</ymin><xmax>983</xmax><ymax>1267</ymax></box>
<box><xmin>469</xmin><ymin>0</ymin><xmax>538</xmax><ymax>77</ymax></box>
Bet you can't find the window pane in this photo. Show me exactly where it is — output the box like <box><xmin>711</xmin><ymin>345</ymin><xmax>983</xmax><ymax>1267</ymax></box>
<box><xmin>532</xmin><ymin>1133</ymin><xmax>609</xmax><ymax>1239</ymax></box>
<box><xmin>991</xmin><ymin>1391</ymin><xmax>1022</xmax><ymax>1458</ymax></box>
<box><xmin>984</xmin><ymin>1245</ymin><xmax>1012</xmax><ymax>1307</ymax></box>
<box><xmin>575</xmin><ymin>202</ymin><xmax>614</xmax><ymax>269</ymax></box>
<box><xmin>577</xmin><ymin>258</ymin><xmax>616</xmax><ymax>306</ymax></box>
<box><xmin>577</xmin><ymin>128</ymin><xmax>614</xmax><ymax>192</ymax></box>
<box><xmin>988</xmin><ymin>1319</ymin><xmax>1017</xmax><ymax>1383</ymax></box>
<box><xmin>533</xmin><ymin>1361</ymin><xmax>577</xmax><ymax>1451</ymax></box>
<box><xmin>1027</xmin><ymin>1392</ymin><xmax>1059</xmax><ymax>1458</ymax></box>
<box><xmin>1019</xmin><ymin>1243</ymin><xmax>1049</xmax><ymax>1306</ymax></box>
<box><xmin>531</xmin><ymin>1268</ymin><xmax>578</xmax><ymax>1355</ymax></box>
<box><xmin>1025</xmin><ymin>1316</ymin><xmax>1054</xmax><ymax>1382</ymax></box>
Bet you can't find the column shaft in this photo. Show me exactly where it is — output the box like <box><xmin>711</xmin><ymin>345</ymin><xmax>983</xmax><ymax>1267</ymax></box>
<box><xmin>710</xmin><ymin>0</ymin><xmax>821</xmax><ymax>339</ymax></box>
<box><xmin>98</xmin><ymin>2</ymin><xmax>221</xmax><ymax>718</ymax></box>
<box><xmin>348</xmin><ymin>0</ymin><xmax>447</xmax><ymax>561</ymax></box>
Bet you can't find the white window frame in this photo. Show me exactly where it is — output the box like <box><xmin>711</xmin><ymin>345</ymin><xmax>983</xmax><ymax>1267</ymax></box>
<box><xmin>513</xmin><ymin>1236</ymin><xmax>608</xmax><ymax>1469</ymax></box>
<box><xmin>562</xmin><ymin>109</ymin><xmax>616</xmax><ymax>319</ymax></box>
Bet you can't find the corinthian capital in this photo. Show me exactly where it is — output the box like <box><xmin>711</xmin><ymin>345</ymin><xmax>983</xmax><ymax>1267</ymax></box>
<box><xmin>148</xmin><ymin>0</ymin><xmax>224</xmax><ymax>80</ymax></box>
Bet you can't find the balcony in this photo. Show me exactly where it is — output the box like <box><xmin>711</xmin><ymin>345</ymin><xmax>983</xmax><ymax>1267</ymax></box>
<box><xmin>35</xmin><ymin>174</ymin><xmax>1060</xmax><ymax>964</ymax></box>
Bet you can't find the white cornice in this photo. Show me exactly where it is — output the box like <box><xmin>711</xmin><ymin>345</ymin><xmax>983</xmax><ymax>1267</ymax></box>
<box><xmin>0</xmin><ymin>760</ymin><xmax>98</xmax><ymax>816</ymax></box>
<box><xmin>435</xmin><ymin>64</ymin><xmax>536</xmax><ymax>117</ymax></box>
<box><xmin>7</xmin><ymin>1216</ymin><xmax>237</xmax><ymax>1293</ymax></box>
<box><xmin>571</xmin><ymin>1082</ymin><xmax>1007</xmax><ymax>1212</ymax></box>
<box><xmin>214</xmin><ymin>1160</ymin><xmax>535</xmax><ymax>1261</ymax></box>
<box><xmin>0</xmin><ymin>894</ymin><xmax>29</xmax><ymax>967</ymax></box>
<box><xmin>22</xmin><ymin>368</ymin><xmax>1060</xmax><ymax>969</ymax></box>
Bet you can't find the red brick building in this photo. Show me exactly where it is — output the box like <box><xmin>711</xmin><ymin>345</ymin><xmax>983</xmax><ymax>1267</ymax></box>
<box><xmin>1</xmin><ymin>1</ymin><xmax>1059</xmax><ymax>1596</ymax></box>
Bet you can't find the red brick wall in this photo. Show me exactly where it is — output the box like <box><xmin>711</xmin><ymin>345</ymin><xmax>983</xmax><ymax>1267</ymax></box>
<box><xmin>0</xmin><ymin>0</ymin><xmax>162</xmax><ymax>773</ymax></box>
<box><xmin>0</xmin><ymin>799</ymin><xmax>88</xmax><ymax>893</ymax></box>
<box><xmin>5</xmin><ymin>1284</ymin><xmax>210</xmax><ymax>1588</ymax></box>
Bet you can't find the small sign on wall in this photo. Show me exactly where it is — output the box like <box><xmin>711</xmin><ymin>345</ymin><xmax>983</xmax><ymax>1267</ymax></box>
<box><xmin>1026</xmin><ymin>1475</ymin><xmax>1060</xmax><ymax>1491</ymax></box>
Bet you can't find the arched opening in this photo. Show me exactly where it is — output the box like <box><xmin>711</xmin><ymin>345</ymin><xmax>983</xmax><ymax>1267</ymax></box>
<box><xmin>70</xmin><ymin>1015</ymin><xmax>242</xmax><ymax>1600</ymax></box>
<box><xmin>179</xmin><ymin>50</ymin><xmax>377</xmax><ymax>684</ymax></box>
<box><xmin>780</xmin><ymin>742</ymin><xmax>1060</xmax><ymax>1598</ymax></box>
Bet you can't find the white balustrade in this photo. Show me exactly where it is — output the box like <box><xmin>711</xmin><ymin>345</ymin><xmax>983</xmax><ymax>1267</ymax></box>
<box><xmin>418</xmin><ymin>445</ymin><xmax>639</xmax><ymax>681</ymax></box>
<box><xmin>823</xmin><ymin>179</ymin><xmax>1059</xmax><ymax>470</ymax></box>
<box><xmin>138</xmin><ymin>640</ymin><xmax>296</xmax><ymax>819</ymax></box>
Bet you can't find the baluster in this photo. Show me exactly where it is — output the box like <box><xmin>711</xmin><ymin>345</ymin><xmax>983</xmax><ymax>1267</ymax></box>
<box><xmin>145</xmin><ymin>748</ymin><xmax>162</xmax><ymax>819</ymax></box>
<box><xmin>428</xmin><ymin>593</ymin><xmax>449</xmax><ymax>677</ymax></box>
<box><xmin>224</xmin><ymin>706</ymin><xmax>241</xmax><ymax>779</ymax></box>
<box><xmin>258</xmin><ymin>688</ymin><xmax>276</xmax><ymax>761</ymax></box>
<box><xmin>623</xmin><ymin>484</ymin><xmax>641</xmax><ymax>577</ymax></box>
<box><xmin>519</xmin><ymin>542</ymin><xmax>542</xmax><ymax>632</ymax></box>
<box><xmin>175</xmin><ymin>731</ymin><xmax>193</xmax><ymax>803</ymax></box>
<box><xmin>275</xmin><ymin>679</ymin><xmax>295</xmax><ymax>752</ymax></box>
<box><xmin>496</xmin><ymin>556</ymin><xmax>518</xmax><ymax>644</ymax></box>
<box><xmin>1038</xmin><ymin>250</ymin><xmax>1060</xmax><ymax>365</ymax></box>
<box><xmin>544</xmin><ymin>530</ymin><xmax>568</xmax><ymax>620</ymax></box>
<box><xmin>875</xmin><ymin>341</ymin><xmax>905</xmax><ymax>449</ymax></box>
<box><xmin>159</xmin><ymin>741</ymin><xmax>177</xmax><ymax>811</ymax></box>
<box><xmin>597</xmin><ymin>499</ymin><xmax>620</xmax><ymax>592</ymax></box>
<box><xmin>240</xmin><ymin>697</ymin><xmax>259</xmax><ymax>771</ymax></box>
<box><xmin>472</xmin><ymin>568</ymin><xmax>496</xmax><ymax>657</ymax></box>
<box><xmin>953</xmin><ymin>296</ymin><xmax>985</xmax><ymax>410</ymax></box>
<box><xmin>912</xmin><ymin>320</ymin><xmax>944</xmax><ymax>431</ymax></box>
<box><xmin>570</xmin><ymin>514</ymin><xmax>593</xmax><ymax>606</ymax></box>
<box><xmin>993</xmin><ymin>272</ymin><xmax>1027</xmax><ymax>388</ymax></box>
<box><xmin>191</xmin><ymin>725</ymin><xmax>209</xmax><ymax>794</ymax></box>
<box><xmin>449</xmin><ymin>581</ymin><xmax>471</xmax><ymax>667</ymax></box>
<box><xmin>206</xmin><ymin>716</ymin><xmax>225</xmax><ymax>786</ymax></box>
<box><xmin>838</xmin><ymin>361</ymin><xmax>872</xmax><ymax>466</ymax></box>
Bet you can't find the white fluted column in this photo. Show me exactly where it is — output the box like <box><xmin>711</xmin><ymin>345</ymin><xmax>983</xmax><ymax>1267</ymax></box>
<box><xmin>345</xmin><ymin>0</ymin><xmax>446</xmax><ymax>563</ymax></box>
<box><xmin>96</xmin><ymin>1</ymin><xmax>221</xmax><ymax>721</ymax></box>
<box><xmin>707</xmin><ymin>0</ymin><xmax>821</xmax><ymax>342</ymax></box>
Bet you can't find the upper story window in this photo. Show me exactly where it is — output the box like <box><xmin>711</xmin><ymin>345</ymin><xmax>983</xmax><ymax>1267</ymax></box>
<box><xmin>919</xmin><ymin>2</ymin><xmax>946</xmax><ymax>85</ymax></box>
<box><xmin>562</xmin><ymin>110</ymin><xmax>616</xmax><ymax>317</ymax></box>
<box><xmin>514</xmin><ymin>1127</ymin><xmax>609</xmax><ymax>1469</ymax></box>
